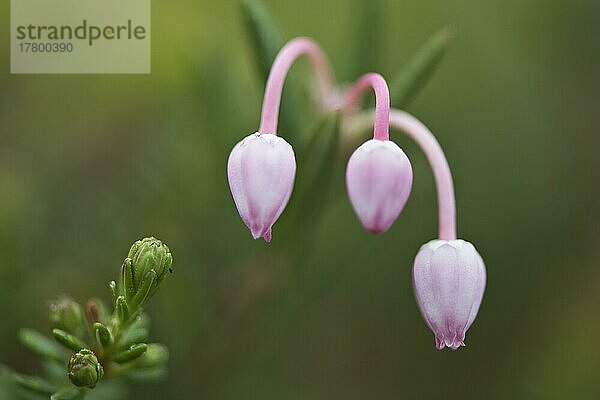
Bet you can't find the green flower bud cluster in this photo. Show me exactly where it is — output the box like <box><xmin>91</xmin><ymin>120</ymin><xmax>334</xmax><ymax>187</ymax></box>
<box><xmin>119</xmin><ymin>237</ymin><xmax>173</xmax><ymax>312</ymax></box>
<box><xmin>68</xmin><ymin>349</ymin><xmax>104</xmax><ymax>388</ymax></box>
<box><xmin>8</xmin><ymin>236</ymin><xmax>173</xmax><ymax>400</ymax></box>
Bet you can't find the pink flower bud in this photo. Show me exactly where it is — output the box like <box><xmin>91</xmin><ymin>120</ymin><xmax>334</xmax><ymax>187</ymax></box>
<box><xmin>412</xmin><ymin>239</ymin><xmax>486</xmax><ymax>350</ymax></box>
<box><xmin>346</xmin><ymin>139</ymin><xmax>413</xmax><ymax>233</ymax></box>
<box><xmin>227</xmin><ymin>133</ymin><xmax>296</xmax><ymax>242</ymax></box>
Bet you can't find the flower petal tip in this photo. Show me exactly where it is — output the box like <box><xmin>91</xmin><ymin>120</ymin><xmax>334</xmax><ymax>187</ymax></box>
<box><xmin>435</xmin><ymin>337</ymin><xmax>466</xmax><ymax>351</ymax></box>
<box><xmin>263</xmin><ymin>229</ymin><xmax>272</xmax><ymax>243</ymax></box>
<box><xmin>250</xmin><ymin>227</ymin><xmax>272</xmax><ymax>243</ymax></box>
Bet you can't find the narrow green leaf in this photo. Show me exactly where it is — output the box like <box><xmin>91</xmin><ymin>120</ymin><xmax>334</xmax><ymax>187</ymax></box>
<box><xmin>112</xmin><ymin>343</ymin><xmax>148</xmax><ymax>364</ymax></box>
<box><xmin>240</xmin><ymin>0</ymin><xmax>283</xmax><ymax>82</ymax></box>
<box><xmin>276</xmin><ymin>113</ymin><xmax>341</xmax><ymax>249</ymax></box>
<box><xmin>108</xmin><ymin>281</ymin><xmax>118</xmax><ymax>305</ymax></box>
<box><xmin>125</xmin><ymin>367</ymin><xmax>167</xmax><ymax>383</ymax></box>
<box><xmin>390</xmin><ymin>26</ymin><xmax>455</xmax><ymax>107</ymax></box>
<box><xmin>131</xmin><ymin>344</ymin><xmax>169</xmax><ymax>369</ymax></box>
<box><xmin>51</xmin><ymin>386</ymin><xmax>85</xmax><ymax>400</ymax></box>
<box><xmin>120</xmin><ymin>328</ymin><xmax>149</xmax><ymax>349</ymax></box>
<box><xmin>119</xmin><ymin>314</ymin><xmax>150</xmax><ymax>348</ymax></box>
<box><xmin>130</xmin><ymin>270</ymin><xmax>157</xmax><ymax>310</ymax></box>
<box><xmin>42</xmin><ymin>359</ymin><xmax>68</xmax><ymax>384</ymax></box>
<box><xmin>93</xmin><ymin>323</ymin><xmax>113</xmax><ymax>350</ymax></box>
<box><xmin>293</xmin><ymin>113</ymin><xmax>342</xmax><ymax>224</ymax></box>
<box><xmin>0</xmin><ymin>363</ymin><xmax>10</xmax><ymax>374</ymax></box>
<box><xmin>52</xmin><ymin>329</ymin><xmax>86</xmax><ymax>352</ymax></box>
<box><xmin>13</xmin><ymin>374</ymin><xmax>56</xmax><ymax>395</ymax></box>
<box><xmin>128</xmin><ymin>313</ymin><xmax>150</xmax><ymax>331</ymax></box>
<box><xmin>350</xmin><ymin>0</ymin><xmax>380</xmax><ymax>77</ymax></box>
<box><xmin>18</xmin><ymin>328</ymin><xmax>65</xmax><ymax>362</ymax></box>
<box><xmin>81</xmin><ymin>380</ymin><xmax>127</xmax><ymax>400</ymax></box>
<box><xmin>0</xmin><ymin>366</ymin><xmax>14</xmax><ymax>400</ymax></box>
<box><xmin>116</xmin><ymin>296</ymin><xmax>130</xmax><ymax>324</ymax></box>
<box><xmin>120</xmin><ymin>258</ymin><xmax>135</xmax><ymax>300</ymax></box>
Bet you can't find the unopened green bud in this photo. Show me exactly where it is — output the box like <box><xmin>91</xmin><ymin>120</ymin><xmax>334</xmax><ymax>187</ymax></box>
<box><xmin>120</xmin><ymin>237</ymin><xmax>173</xmax><ymax>307</ymax></box>
<box><xmin>128</xmin><ymin>237</ymin><xmax>173</xmax><ymax>285</ymax></box>
<box><xmin>49</xmin><ymin>296</ymin><xmax>86</xmax><ymax>338</ymax></box>
<box><xmin>68</xmin><ymin>349</ymin><xmax>104</xmax><ymax>388</ymax></box>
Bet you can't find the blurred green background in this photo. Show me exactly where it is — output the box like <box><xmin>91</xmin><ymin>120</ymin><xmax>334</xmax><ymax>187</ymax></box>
<box><xmin>1</xmin><ymin>0</ymin><xmax>599</xmax><ymax>398</ymax></box>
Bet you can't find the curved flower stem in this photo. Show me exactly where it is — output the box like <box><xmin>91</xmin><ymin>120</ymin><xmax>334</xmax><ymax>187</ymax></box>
<box><xmin>343</xmin><ymin>109</ymin><xmax>456</xmax><ymax>240</ymax></box>
<box><xmin>259</xmin><ymin>37</ymin><xmax>335</xmax><ymax>135</ymax></box>
<box><xmin>343</xmin><ymin>73</ymin><xmax>390</xmax><ymax>141</ymax></box>
<box><xmin>388</xmin><ymin>109</ymin><xmax>456</xmax><ymax>239</ymax></box>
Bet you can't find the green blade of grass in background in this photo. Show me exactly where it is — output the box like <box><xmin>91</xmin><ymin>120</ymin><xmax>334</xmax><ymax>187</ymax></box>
<box><xmin>240</xmin><ymin>0</ymin><xmax>304</xmax><ymax>140</ymax></box>
<box><xmin>240</xmin><ymin>0</ymin><xmax>284</xmax><ymax>83</ymax></box>
<box><xmin>275</xmin><ymin>113</ymin><xmax>341</xmax><ymax>248</ymax></box>
<box><xmin>390</xmin><ymin>26</ymin><xmax>455</xmax><ymax>107</ymax></box>
<box><xmin>293</xmin><ymin>113</ymin><xmax>341</xmax><ymax>230</ymax></box>
<box><xmin>350</xmin><ymin>0</ymin><xmax>380</xmax><ymax>78</ymax></box>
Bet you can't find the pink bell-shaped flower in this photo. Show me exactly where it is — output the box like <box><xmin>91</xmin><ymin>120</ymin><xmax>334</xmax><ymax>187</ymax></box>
<box><xmin>227</xmin><ymin>133</ymin><xmax>296</xmax><ymax>242</ymax></box>
<box><xmin>412</xmin><ymin>239</ymin><xmax>486</xmax><ymax>350</ymax></box>
<box><xmin>346</xmin><ymin>139</ymin><xmax>413</xmax><ymax>233</ymax></box>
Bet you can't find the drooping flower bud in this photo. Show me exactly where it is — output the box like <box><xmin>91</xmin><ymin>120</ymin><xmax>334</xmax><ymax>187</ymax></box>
<box><xmin>68</xmin><ymin>349</ymin><xmax>104</xmax><ymax>388</ymax></box>
<box><xmin>48</xmin><ymin>296</ymin><xmax>86</xmax><ymax>338</ymax></box>
<box><xmin>412</xmin><ymin>239</ymin><xmax>486</xmax><ymax>350</ymax></box>
<box><xmin>121</xmin><ymin>237</ymin><xmax>173</xmax><ymax>309</ymax></box>
<box><xmin>227</xmin><ymin>133</ymin><xmax>296</xmax><ymax>242</ymax></box>
<box><xmin>346</xmin><ymin>139</ymin><xmax>413</xmax><ymax>233</ymax></box>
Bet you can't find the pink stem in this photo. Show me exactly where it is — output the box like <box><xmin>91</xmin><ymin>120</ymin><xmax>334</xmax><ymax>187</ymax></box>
<box><xmin>258</xmin><ymin>37</ymin><xmax>334</xmax><ymax>135</ymax></box>
<box><xmin>344</xmin><ymin>73</ymin><xmax>390</xmax><ymax>141</ymax></box>
<box><xmin>389</xmin><ymin>109</ymin><xmax>456</xmax><ymax>240</ymax></box>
